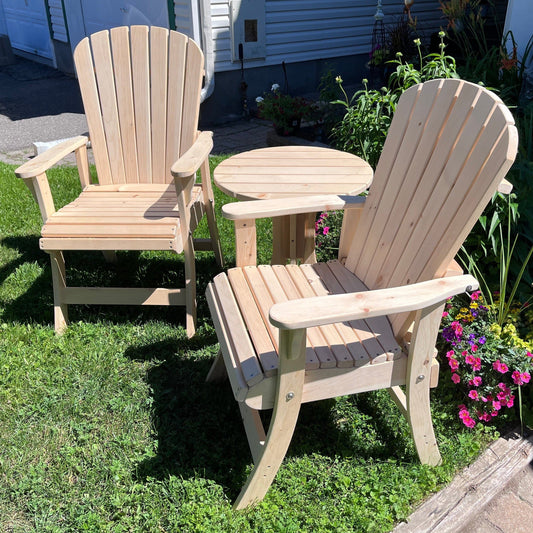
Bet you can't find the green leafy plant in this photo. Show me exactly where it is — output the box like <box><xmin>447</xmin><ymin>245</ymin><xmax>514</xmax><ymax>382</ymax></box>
<box><xmin>332</xmin><ymin>78</ymin><xmax>398</xmax><ymax>169</ymax></box>
<box><xmin>255</xmin><ymin>83</ymin><xmax>314</xmax><ymax>136</ymax></box>
<box><xmin>332</xmin><ymin>32</ymin><xmax>459</xmax><ymax>168</ymax></box>
<box><xmin>459</xmin><ymin>192</ymin><xmax>533</xmax><ymax>327</ymax></box>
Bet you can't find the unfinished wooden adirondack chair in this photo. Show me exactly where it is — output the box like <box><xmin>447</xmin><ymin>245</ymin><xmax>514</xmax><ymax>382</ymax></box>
<box><xmin>206</xmin><ymin>78</ymin><xmax>518</xmax><ymax>508</ymax></box>
<box><xmin>15</xmin><ymin>26</ymin><xmax>223</xmax><ymax>337</ymax></box>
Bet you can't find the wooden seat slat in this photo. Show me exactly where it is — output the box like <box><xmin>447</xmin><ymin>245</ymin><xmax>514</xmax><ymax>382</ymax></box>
<box><xmin>211</xmin><ymin>274</ymin><xmax>264</xmax><ymax>388</ymax></box>
<box><xmin>284</xmin><ymin>264</ymin><xmax>355</xmax><ymax>368</ymax></box>
<box><xmin>40</xmin><ymin>237</ymin><xmax>180</xmax><ymax>251</ymax></box>
<box><xmin>45</xmin><ymin>215</ymin><xmax>181</xmax><ymax>225</ymax></box>
<box><xmin>41</xmin><ymin>224</ymin><xmax>177</xmax><ymax>238</ymax></box>
<box><xmin>307</xmin><ymin>262</ymin><xmax>372</xmax><ymax>366</ymax></box>
<box><xmin>327</xmin><ymin>261</ymin><xmax>403</xmax><ymax>361</ymax></box>
<box><xmin>300</xmin><ymin>263</ymin><xmax>371</xmax><ymax>366</ymax></box>
<box><xmin>227</xmin><ymin>268</ymin><xmax>279</xmax><ymax>377</ymax></box>
<box><xmin>256</xmin><ymin>265</ymin><xmax>321</xmax><ymax>370</ymax></box>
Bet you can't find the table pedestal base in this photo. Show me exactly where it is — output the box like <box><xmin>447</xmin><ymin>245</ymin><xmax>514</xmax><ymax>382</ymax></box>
<box><xmin>272</xmin><ymin>213</ymin><xmax>316</xmax><ymax>265</ymax></box>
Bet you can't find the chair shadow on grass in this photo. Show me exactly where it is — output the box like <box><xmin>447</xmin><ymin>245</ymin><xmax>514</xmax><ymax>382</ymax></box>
<box><xmin>0</xmin><ymin>235</ymin><xmax>56</xmax><ymax>323</ymax></box>
<box><xmin>1</xmin><ymin>234</ymin><xmax>223</xmax><ymax>328</ymax></box>
<box><xmin>124</xmin><ymin>333</ymin><xmax>416</xmax><ymax>499</ymax></box>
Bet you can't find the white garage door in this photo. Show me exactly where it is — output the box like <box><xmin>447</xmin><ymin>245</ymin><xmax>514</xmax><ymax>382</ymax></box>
<box><xmin>3</xmin><ymin>0</ymin><xmax>53</xmax><ymax>59</ymax></box>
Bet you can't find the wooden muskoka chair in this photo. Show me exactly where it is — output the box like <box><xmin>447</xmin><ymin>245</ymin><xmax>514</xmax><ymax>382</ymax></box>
<box><xmin>15</xmin><ymin>26</ymin><xmax>223</xmax><ymax>337</ymax></box>
<box><xmin>206</xmin><ymin>78</ymin><xmax>518</xmax><ymax>508</ymax></box>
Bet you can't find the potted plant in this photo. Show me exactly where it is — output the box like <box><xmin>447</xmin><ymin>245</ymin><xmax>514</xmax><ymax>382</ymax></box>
<box><xmin>255</xmin><ymin>84</ymin><xmax>314</xmax><ymax>136</ymax></box>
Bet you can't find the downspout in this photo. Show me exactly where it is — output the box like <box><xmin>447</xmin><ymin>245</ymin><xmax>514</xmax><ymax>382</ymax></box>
<box><xmin>199</xmin><ymin>0</ymin><xmax>214</xmax><ymax>103</ymax></box>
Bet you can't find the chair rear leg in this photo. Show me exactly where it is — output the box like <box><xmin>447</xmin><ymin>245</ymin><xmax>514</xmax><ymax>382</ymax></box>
<box><xmin>206</xmin><ymin>351</ymin><xmax>227</xmax><ymax>382</ymax></box>
<box><xmin>406</xmin><ymin>302</ymin><xmax>444</xmax><ymax>466</ymax></box>
<box><xmin>200</xmin><ymin>159</ymin><xmax>224</xmax><ymax>268</ymax></box>
<box><xmin>206</xmin><ymin>200</ymin><xmax>224</xmax><ymax>268</ymax></box>
<box><xmin>238</xmin><ymin>402</ymin><xmax>266</xmax><ymax>464</ymax></box>
<box><xmin>49</xmin><ymin>251</ymin><xmax>68</xmax><ymax>333</ymax></box>
<box><xmin>101</xmin><ymin>250</ymin><xmax>118</xmax><ymax>264</ymax></box>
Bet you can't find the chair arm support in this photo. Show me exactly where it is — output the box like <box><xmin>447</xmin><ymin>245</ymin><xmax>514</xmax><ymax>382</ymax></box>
<box><xmin>15</xmin><ymin>136</ymin><xmax>88</xmax><ymax>179</ymax></box>
<box><xmin>269</xmin><ymin>274</ymin><xmax>478</xmax><ymax>330</ymax></box>
<box><xmin>222</xmin><ymin>194</ymin><xmax>366</xmax><ymax>221</ymax></box>
<box><xmin>171</xmin><ymin>131</ymin><xmax>213</xmax><ymax>179</ymax></box>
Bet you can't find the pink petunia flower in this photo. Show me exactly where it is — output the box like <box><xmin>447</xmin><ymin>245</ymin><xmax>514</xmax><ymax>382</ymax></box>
<box><xmin>492</xmin><ymin>400</ymin><xmax>501</xmax><ymax>411</ymax></box>
<box><xmin>468</xmin><ymin>376</ymin><xmax>482</xmax><ymax>387</ymax></box>
<box><xmin>451</xmin><ymin>321</ymin><xmax>463</xmax><ymax>337</ymax></box>
<box><xmin>446</xmin><ymin>350</ymin><xmax>455</xmax><ymax>359</ymax></box>
<box><xmin>507</xmin><ymin>395</ymin><xmax>515</xmax><ymax>408</ymax></box>
<box><xmin>449</xmin><ymin>358</ymin><xmax>459</xmax><ymax>371</ymax></box>
<box><xmin>472</xmin><ymin>357</ymin><xmax>481</xmax><ymax>371</ymax></box>
<box><xmin>493</xmin><ymin>360</ymin><xmax>509</xmax><ymax>374</ymax></box>
<box><xmin>442</xmin><ymin>311</ymin><xmax>449</xmax><ymax>318</ymax></box>
<box><xmin>512</xmin><ymin>371</ymin><xmax>531</xmax><ymax>385</ymax></box>
<box><xmin>468</xmin><ymin>390</ymin><xmax>479</xmax><ymax>401</ymax></box>
<box><xmin>323</xmin><ymin>226</ymin><xmax>330</xmax><ymax>235</ymax></box>
<box><xmin>478</xmin><ymin>412</ymin><xmax>491</xmax><ymax>422</ymax></box>
<box><xmin>470</xmin><ymin>291</ymin><xmax>481</xmax><ymax>300</ymax></box>
<box><xmin>451</xmin><ymin>373</ymin><xmax>461</xmax><ymax>384</ymax></box>
<box><xmin>465</xmin><ymin>354</ymin><xmax>476</xmax><ymax>366</ymax></box>
<box><xmin>462</xmin><ymin>416</ymin><xmax>476</xmax><ymax>428</ymax></box>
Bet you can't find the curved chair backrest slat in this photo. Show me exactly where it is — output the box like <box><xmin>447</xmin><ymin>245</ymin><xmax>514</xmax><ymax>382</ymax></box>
<box><xmin>74</xmin><ymin>25</ymin><xmax>204</xmax><ymax>185</ymax></box>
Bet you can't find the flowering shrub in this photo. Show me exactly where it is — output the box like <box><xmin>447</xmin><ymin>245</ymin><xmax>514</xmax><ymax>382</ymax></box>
<box><xmin>440</xmin><ymin>291</ymin><xmax>533</xmax><ymax>428</ymax></box>
<box><xmin>315</xmin><ymin>210</ymin><xmax>343</xmax><ymax>262</ymax></box>
<box><xmin>255</xmin><ymin>84</ymin><xmax>314</xmax><ymax>136</ymax></box>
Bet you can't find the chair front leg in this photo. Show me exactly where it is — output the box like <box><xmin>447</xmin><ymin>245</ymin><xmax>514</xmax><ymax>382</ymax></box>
<box><xmin>175</xmin><ymin>174</ymin><xmax>197</xmax><ymax>338</ymax></box>
<box><xmin>234</xmin><ymin>328</ymin><xmax>306</xmax><ymax>509</ymax></box>
<box><xmin>405</xmin><ymin>301</ymin><xmax>444</xmax><ymax>466</ymax></box>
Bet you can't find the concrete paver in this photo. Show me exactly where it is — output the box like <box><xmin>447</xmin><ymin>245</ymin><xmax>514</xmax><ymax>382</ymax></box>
<box><xmin>483</xmin><ymin>492</ymin><xmax>533</xmax><ymax>533</ymax></box>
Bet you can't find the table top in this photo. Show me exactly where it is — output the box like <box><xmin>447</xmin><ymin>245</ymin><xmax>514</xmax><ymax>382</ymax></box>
<box><xmin>213</xmin><ymin>146</ymin><xmax>373</xmax><ymax>201</ymax></box>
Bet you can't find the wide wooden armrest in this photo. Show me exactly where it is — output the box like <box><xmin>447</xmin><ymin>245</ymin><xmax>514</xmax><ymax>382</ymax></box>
<box><xmin>171</xmin><ymin>130</ymin><xmax>213</xmax><ymax>179</ymax></box>
<box><xmin>15</xmin><ymin>136</ymin><xmax>88</xmax><ymax>179</ymax></box>
<box><xmin>269</xmin><ymin>274</ymin><xmax>478</xmax><ymax>330</ymax></box>
<box><xmin>222</xmin><ymin>194</ymin><xmax>366</xmax><ymax>221</ymax></box>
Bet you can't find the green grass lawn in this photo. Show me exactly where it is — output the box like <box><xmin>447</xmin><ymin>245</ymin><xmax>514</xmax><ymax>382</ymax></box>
<box><xmin>0</xmin><ymin>159</ymin><xmax>498</xmax><ymax>532</ymax></box>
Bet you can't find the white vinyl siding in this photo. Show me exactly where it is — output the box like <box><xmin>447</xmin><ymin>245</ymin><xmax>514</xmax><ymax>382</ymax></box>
<box><xmin>174</xmin><ymin>0</ymin><xmax>200</xmax><ymax>41</ymax></box>
<box><xmin>212</xmin><ymin>0</ymin><xmax>446</xmax><ymax>72</ymax></box>
<box><xmin>48</xmin><ymin>0</ymin><xmax>68</xmax><ymax>43</ymax></box>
